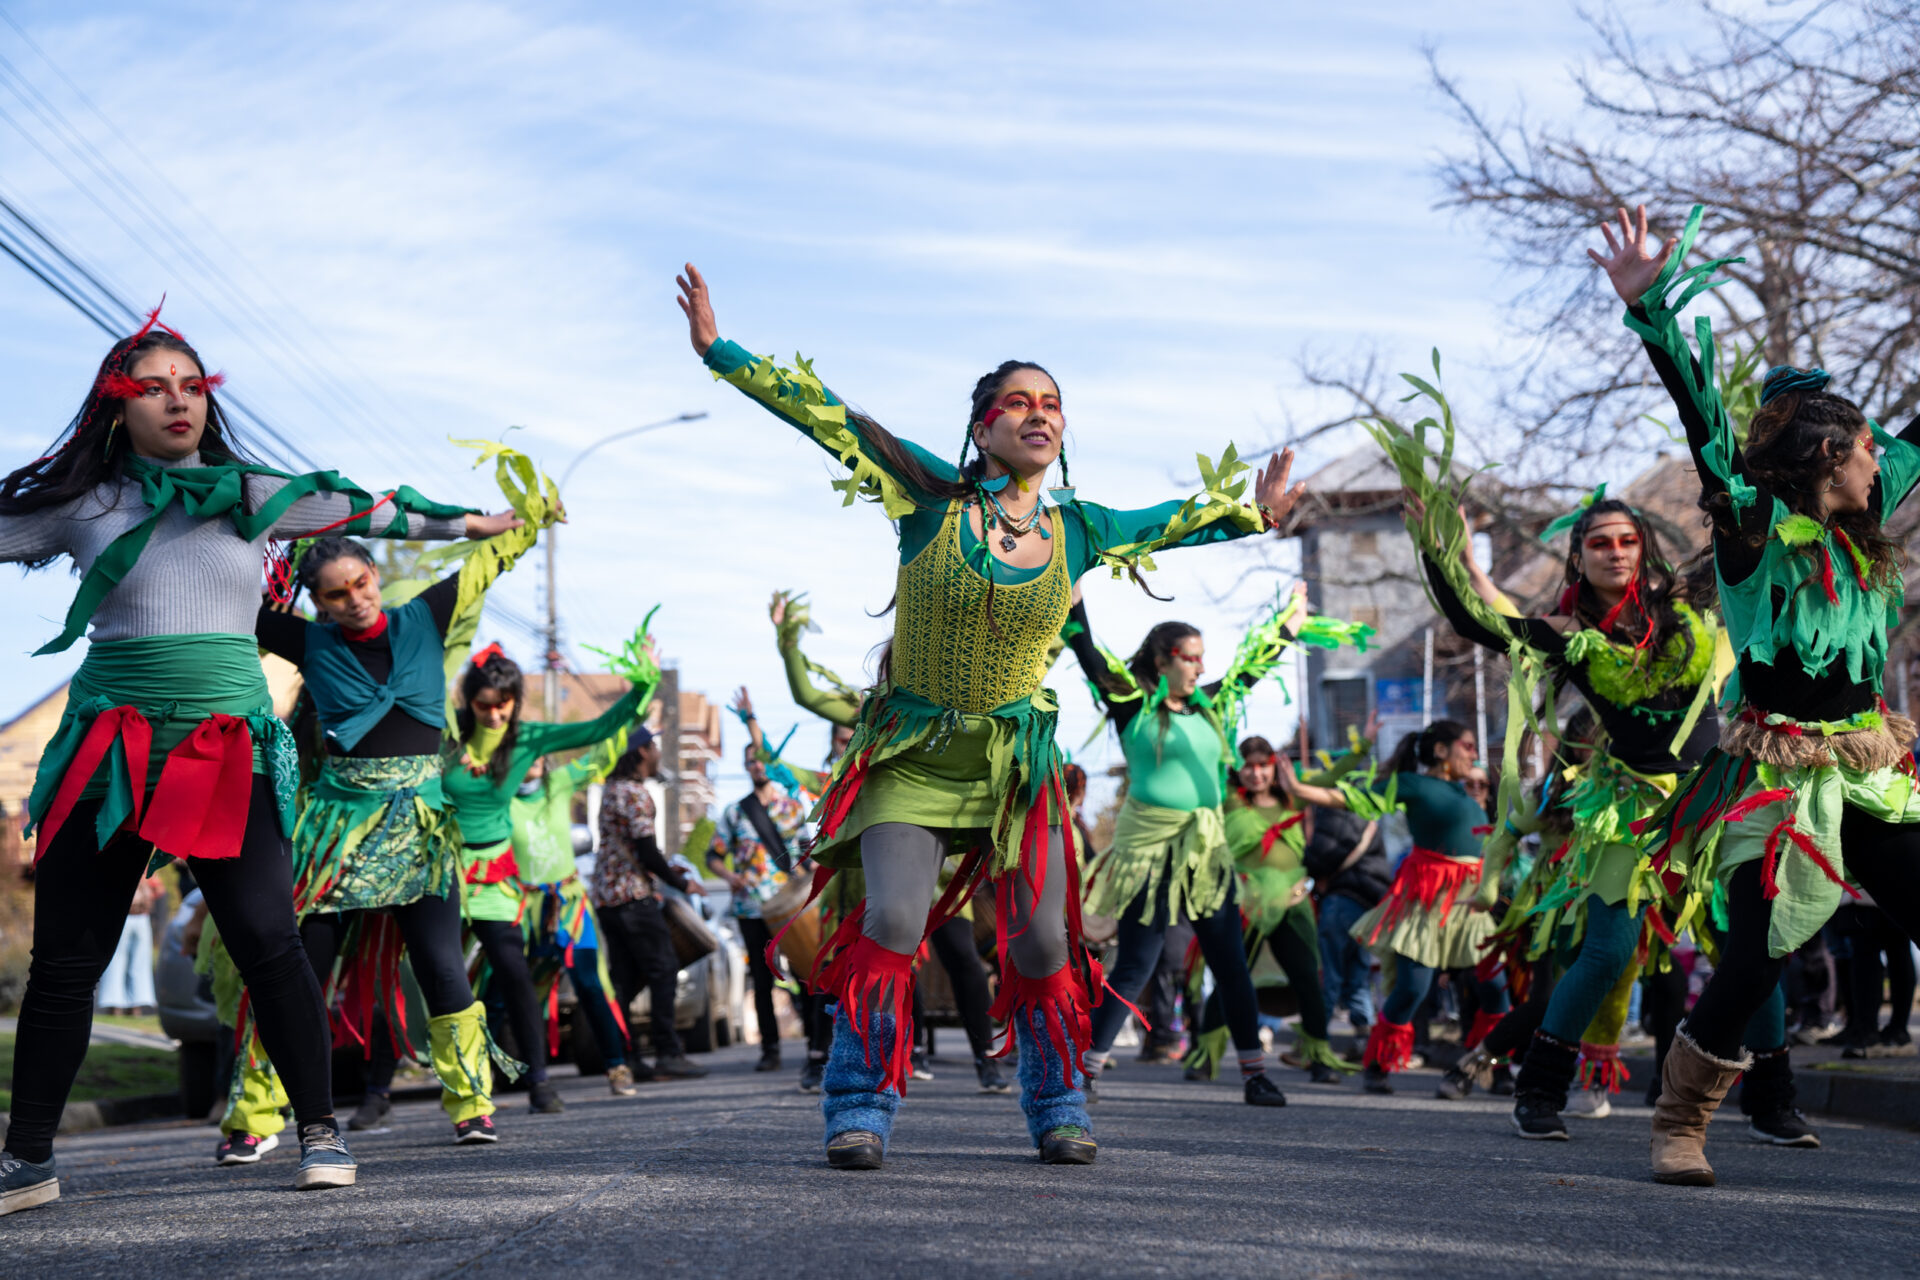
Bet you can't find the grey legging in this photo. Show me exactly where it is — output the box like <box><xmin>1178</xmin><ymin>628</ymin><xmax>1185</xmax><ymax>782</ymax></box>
<box><xmin>860</xmin><ymin>822</ymin><xmax>1069</xmax><ymax>978</ymax></box>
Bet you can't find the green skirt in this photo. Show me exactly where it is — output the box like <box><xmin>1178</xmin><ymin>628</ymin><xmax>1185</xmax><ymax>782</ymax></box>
<box><xmin>293</xmin><ymin>754</ymin><xmax>455</xmax><ymax>916</ymax></box>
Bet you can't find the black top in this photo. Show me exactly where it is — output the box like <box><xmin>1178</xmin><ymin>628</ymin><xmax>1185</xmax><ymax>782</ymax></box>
<box><xmin>1302</xmin><ymin>805</ymin><xmax>1391</xmax><ymax>909</ymax></box>
<box><xmin>257</xmin><ymin>574</ymin><xmax>460</xmax><ymax>759</ymax></box>
<box><xmin>1633</xmin><ymin>306</ymin><xmax>1920</xmax><ymax>721</ymax></box>
<box><xmin>1422</xmin><ymin>556</ymin><xmax>1714</xmax><ymax>774</ymax></box>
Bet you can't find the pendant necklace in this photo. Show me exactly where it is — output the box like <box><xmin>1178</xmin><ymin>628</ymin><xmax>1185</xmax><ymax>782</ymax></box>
<box><xmin>985</xmin><ymin>486</ymin><xmax>1046</xmax><ymax>552</ymax></box>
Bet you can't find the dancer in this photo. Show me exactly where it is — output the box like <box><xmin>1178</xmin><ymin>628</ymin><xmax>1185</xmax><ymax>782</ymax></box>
<box><xmin>0</xmin><ymin>312</ymin><xmax>510</xmax><ymax>1211</ymax></box>
<box><xmin>1596</xmin><ymin>203</ymin><xmax>1920</xmax><ymax>1185</ymax></box>
<box><xmin>1066</xmin><ymin>586</ymin><xmax>1359</xmax><ymax>1105</ymax></box>
<box><xmin>230</xmin><ymin>440</ymin><xmax>556</xmax><ymax>1151</ymax></box>
<box><xmin>511</xmin><ymin>739</ymin><xmax>645</xmax><ymax>1098</ymax></box>
<box><xmin>1384</xmin><ymin>473</ymin><xmax>1724</xmax><ymax>1137</ymax></box>
<box><xmin>678</xmin><ymin>262</ymin><xmax>1303</xmax><ymax>1167</ymax></box>
<box><xmin>1186</xmin><ymin>732</ymin><xmax>1372</xmax><ymax>1085</ymax></box>
<box><xmin>446</xmin><ymin>631</ymin><xmax>661</xmax><ymax>1124</ymax></box>
<box><xmin>1279</xmin><ymin>721</ymin><xmax>1511</xmax><ymax>1093</ymax></box>
<box><xmin>757</xmin><ymin>595</ymin><xmax>1014</xmax><ymax>1094</ymax></box>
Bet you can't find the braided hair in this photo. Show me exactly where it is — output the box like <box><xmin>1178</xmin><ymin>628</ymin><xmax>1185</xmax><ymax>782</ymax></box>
<box><xmin>294</xmin><ymin>537</ymin><xmax>374</xmax><ymax>598</ymax></box>
<box><xmin>1736</xmin><ymin>384</ymin><xmax>1902</xmax><ymax>587</ymax></box>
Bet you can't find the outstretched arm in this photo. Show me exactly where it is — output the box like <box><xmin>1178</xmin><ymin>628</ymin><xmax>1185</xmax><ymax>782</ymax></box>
<box><xmin>1069</xmin><ymin>447</ymin><xmax>1306</xmax><ymax>579</ymax></box>
<box><xmin>1062</xmin><ymin>598</ymin><xmax>1143</xmax><ymax>730</ymax></box>
<box><xmin>771</xmin><ymin>592</ymin><xmax>863</xmax><ymax>728</ymax></box>
<box><xmin>679</xmin><ymin>264</ymin><xmax>949</xmax><ymax>514</ymax></box>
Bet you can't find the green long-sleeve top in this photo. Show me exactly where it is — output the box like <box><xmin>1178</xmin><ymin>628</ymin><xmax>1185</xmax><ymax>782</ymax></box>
<box><xmin>779</xmin><ymin>637</ymin><xmax>862</xmax><ymax>729</ymax></box>
<box><xmin>444</xmin><ymin>681</ymin><xmax>651</xmax><ymax>848</ymax></box>
<box><xmin>1367</xmin><ymin>770</ymin><xmax>1486</xmax><ymax>861</ymax></box>
<box><xmin>705</xmin><ymin>337</ymin><xmax>1263</xmax><ymax>584</ymax></box>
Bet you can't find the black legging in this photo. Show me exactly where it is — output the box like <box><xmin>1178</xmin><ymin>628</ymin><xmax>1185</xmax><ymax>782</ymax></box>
<box><xmin>1687</xmin><ymin>807</ymin><xmax>1920</xmax><ymax>1059</ymax></box>
<box><xmin>1483</xmin><ymin>957</ymin><xmax>1558</xmax><ymax>1060</ymax></box>
<box><xmin>471</xmin><ymin>918</ymin><xmax>549</xmax><ymax>1083</ymax></box>
<box><xmin>1831</xmin><ymin>903</ymin><xmax>1917</xmax><ymax>1040</ymax></box>
<box><xmin>6</xmin><ymin>776</ymin><xmax>333</xmax><ymax>1163</ymax></box>
<box><xmin>1090</xmin><ymin>880</ymin><xmax>1262</xmax><ymax>1057</ymax></box>
<box><xmin>300</xmin><ymin>891</ymin><xmax>476</xmax><ymax>1018</ymax></box>
<box><xmin>1197</xmin><ymin>899</ymin><xmax>1328</xmax><ymax>1044</ymax></box>
<box><xmin>599</xmin><ymin>897</ymin><xmax>684</xmax><ymax>1058</ymax></box>
<box><xmin>927</xmin><ymin>913</ymin><xmax>995</xmax><ymax>1057</ymax></box>
<box><xmin>739</xmin><ymin>916</ymin><xmax>787</xmax><ymax>1050</ymax></box>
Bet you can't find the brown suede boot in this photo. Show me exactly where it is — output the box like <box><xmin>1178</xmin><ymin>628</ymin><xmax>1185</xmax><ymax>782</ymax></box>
<box><xmin>1650</xmin><ymin>1029</ymin><xmax>1749</xmax><ymax>1186</ymax></box>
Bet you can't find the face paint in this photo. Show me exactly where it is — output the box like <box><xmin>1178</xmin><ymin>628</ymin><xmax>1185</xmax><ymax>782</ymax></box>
<box><xmin>980</xmin><ymin>388</ymin><xmax>1063</xmax><ymax>430</ymax></box>
<box><xmin>316</xmin><ymin>570</ymin><xmax>374</xmax><ymax>605</ymax></box>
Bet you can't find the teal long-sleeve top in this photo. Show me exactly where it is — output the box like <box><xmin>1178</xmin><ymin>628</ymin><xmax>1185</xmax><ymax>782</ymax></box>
<box><xmin>704</xmin><ymin>337</ymin><xmax>1261</xmax><ymax>584</ymax></box>
<box><xmin>1369</xmin><ymin>771</ymin><xmax>1487</xmax><ymax>860</ymax></box>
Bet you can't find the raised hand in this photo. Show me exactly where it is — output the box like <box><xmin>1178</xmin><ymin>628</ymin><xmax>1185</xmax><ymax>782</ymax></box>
<box><xmin>1254</xmin><ymin>448</ymin><xmax>1307</xmax><ymax>530</ymax></box>
<box><xmin>676</xmin><ymin>263</ymin><xmax>719</xmax><ymax>356</ymax></box>
<box><xmin>769</xmin><ymin>591</ymin><xmax>788</xmax><ymax>629</ymax></box>
<box><xmin>1587</xmin><ymin>205</ymin><xmax>1674</xmax><ymax>307</ymax></box>
<box><xmin>731</xmin><ymin>685</ymin><xmax>755</xmax><ymax>719</ymax></box>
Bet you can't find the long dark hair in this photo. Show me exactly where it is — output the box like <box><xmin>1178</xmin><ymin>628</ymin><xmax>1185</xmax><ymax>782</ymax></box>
<box><xmin>455</xmin><ymin>650</ymin><xmax>525</xmax><ymax>782</ymax></box>
<box><xmin>1228</xmin><ymin>733</ymin><xmax>1277</xmax><ymax>801</ymax></box>
<box><xmin>295</xmin><ymin>536</ymin><xmax>373</xmax><ymax>598</ymax></box>
<box><xmin>1559</xmin><ymin>498</ymin><xmax>1695</xmax><ymax>666</ymax></box>
<box><xmin>1727</xmin><ymin>386</ymin><xmax>1903</xmax><ymax>587</ymax></box>
<box><xmin>0</xmin><ymin>326</ymin><xmax>255</xmax><ymax>544</ymax></box>
<box><xmin>1386</xmin><ymin>719</ymin><xmax>1469</xmax><ymax>774</ymax></box>
<box><xmin>1114</xmin><ymin>621</ymin><xmax>1204</xmax><ymax>748</ymax></box>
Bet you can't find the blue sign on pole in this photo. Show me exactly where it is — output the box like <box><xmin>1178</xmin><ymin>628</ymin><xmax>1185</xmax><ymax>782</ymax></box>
<box><xmin>1375</xmin><ymin>678</ymin><xmax>1423</xmax><ymax>717</ymax></box>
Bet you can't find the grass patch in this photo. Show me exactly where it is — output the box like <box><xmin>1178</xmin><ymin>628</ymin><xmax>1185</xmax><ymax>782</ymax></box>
<box><xmin>0</xmin><ymin>1032</ymin><xmax>177</xmax><ymax>1113</ymax></box>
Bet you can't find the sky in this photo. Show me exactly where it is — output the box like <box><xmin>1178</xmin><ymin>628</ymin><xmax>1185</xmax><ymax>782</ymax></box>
<box><xmin>0</xmin><ymin>0</ymin><xmax>1699</xmax><ymax>806</ymax></box>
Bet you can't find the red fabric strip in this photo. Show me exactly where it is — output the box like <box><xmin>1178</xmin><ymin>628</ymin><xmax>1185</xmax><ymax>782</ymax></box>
<box><xmin>34</xmin><ymin>705</ymin><xmax>152</xmax><ymax>862</ymax></box>
<box><xmin>136</xmin><ymin>714</ymin><xmax>253</xmax><ymax>860</ymax></box>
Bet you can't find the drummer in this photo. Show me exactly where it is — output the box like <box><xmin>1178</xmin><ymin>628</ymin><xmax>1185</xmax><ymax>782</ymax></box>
<box><xmin>709</xmin><ymin>742</ymin><xmax>813</xmax><ymax>1074</ymax></box>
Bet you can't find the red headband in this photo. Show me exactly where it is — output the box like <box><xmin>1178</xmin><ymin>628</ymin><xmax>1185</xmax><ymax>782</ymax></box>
<box><xmin>129</xmin><ymin>295</ymin><xmax>183</xmax><ymax>343</ymax></box>
<box><xmin>471</xmin><ymin>642</ymin><xmax>507</xmax><ymax>669</ymax></box>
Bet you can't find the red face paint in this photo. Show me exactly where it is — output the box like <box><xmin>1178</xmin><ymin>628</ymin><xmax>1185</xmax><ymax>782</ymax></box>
<box><xmin>981</xmin><ymin>388</ymin><xmax>1062</xmax><ymax>430</ymax></box>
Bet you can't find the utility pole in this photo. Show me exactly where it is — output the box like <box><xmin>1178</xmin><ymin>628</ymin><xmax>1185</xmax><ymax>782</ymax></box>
<box><xmin>541</xmin><ymin>411</ymin><xmax>706</xmax><ymax>725</ymax></box>
<box><xmin>661</xmin><ymin>664</ymin><xmax>682</xmax><ymax>855</ymax></box>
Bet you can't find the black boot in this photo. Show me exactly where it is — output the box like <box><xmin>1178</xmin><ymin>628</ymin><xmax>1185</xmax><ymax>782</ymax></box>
<box><xmin>1510</xmin><ymin>1031</ymin><xmax>1578</xmax><ymax>1141</ymax></box>
<box><xmin>1739</xmin><ymin>1045</ymin><xmax>1819</xmax><ymax>1147</ymax></box>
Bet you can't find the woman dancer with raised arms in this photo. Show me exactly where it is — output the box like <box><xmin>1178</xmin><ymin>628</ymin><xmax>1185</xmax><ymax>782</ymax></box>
<box><xmin>677</xmin><ymin>263</ymin><xmax>1304</xmax><ymax>1168</ymax></box>
<box><xmin>0</xmin><ymin>312</ymin><xmax>514</xmax><ymax>1213</ymax></box>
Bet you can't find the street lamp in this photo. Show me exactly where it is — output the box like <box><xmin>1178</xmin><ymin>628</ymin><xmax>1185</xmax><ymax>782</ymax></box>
<box><xmin>543</xmin><ymin>410</ymin><xmax>707</xmax><ymax>718</ymax></box>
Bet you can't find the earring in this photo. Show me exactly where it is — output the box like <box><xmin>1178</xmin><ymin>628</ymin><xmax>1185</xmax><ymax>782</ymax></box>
<box><xmin>1048</xmin><ymin>451</ymin><xmax>1076</xmax><ymax>506</ymax></box>
<box><xmin>1823</xmin><ymin>469</ymin><xmax>1845</xmax><ymax>492</ymax></box>
<box><xmin>102</xmin><ymin>418</ymin><xmax>121</xmax><ymax>458</ymax></box>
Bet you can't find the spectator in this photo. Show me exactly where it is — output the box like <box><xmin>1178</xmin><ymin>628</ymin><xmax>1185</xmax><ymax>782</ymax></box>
<box><xmin>1304</xmin><ymin>802</ymin><xmax>1389</xmax><ymax>1036</ymax></box>
<box><xmin>709</xmin><ymin>742</ymin><xmax>811</xmax><ymax>1072</ymax></box>
<box><xmin>590</xmin><ymin>730</ymin><xmax>707</xmax><ymax>1079</ymax></box>
<box><xmin>97</xmin><ymin>874</ymin><xmax>163</xmax><ymax>1016</ymax></box>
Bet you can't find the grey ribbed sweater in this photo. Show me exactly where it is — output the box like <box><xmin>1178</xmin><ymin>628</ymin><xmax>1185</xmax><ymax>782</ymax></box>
<box><xmin>0</xmin><ymin>452</ymin><xmax>467</xmax><ymax>645</ymax></box>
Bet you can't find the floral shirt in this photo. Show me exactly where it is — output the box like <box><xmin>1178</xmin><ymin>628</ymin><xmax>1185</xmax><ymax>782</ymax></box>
<box><xmin>591</xmin><ymin>778</ymin><xmax>659</xmax><ymax>910</ymax></box>
<box><xmin>709</xmin><ymin>785</ymin><xmax>809</xmax><ymax>919</ymax></box>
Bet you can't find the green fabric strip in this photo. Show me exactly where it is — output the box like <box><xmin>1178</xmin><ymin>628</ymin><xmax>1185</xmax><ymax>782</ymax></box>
<box><xmin>43</xmin><ymin>458</ymin><xmax>471</xmax><ymax>655</ymax></box>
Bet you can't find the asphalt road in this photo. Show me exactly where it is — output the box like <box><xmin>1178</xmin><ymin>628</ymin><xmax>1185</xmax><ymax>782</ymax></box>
<box><xmin>9</xmin><ymin>1044</ymin><xmax>1919</xmax><ymax>1279</ymax></box>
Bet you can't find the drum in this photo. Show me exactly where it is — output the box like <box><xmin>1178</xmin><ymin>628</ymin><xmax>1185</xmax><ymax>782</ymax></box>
<box><xmin>760</xmin><ymin>872</ymin><xmax>824</xmax><ymax>978</ymax></box>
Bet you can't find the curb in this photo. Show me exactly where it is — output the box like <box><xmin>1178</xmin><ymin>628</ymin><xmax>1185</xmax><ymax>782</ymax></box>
<box><xmin>0</xmin><ymin>1092</ymin><xmax>187</xmax><ymax>1136</ymax></box>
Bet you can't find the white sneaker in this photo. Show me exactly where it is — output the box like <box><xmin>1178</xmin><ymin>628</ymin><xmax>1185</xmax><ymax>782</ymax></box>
<box><xmin>1564</xmin><ymin>1088</ymin><xmax>1611</xmax><ymax>1119</ymax></box>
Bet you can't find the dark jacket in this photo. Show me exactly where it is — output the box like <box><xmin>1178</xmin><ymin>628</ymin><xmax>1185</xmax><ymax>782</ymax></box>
<box><xmin>1303</xmin><ymin>805</ymin><xmax>1391</xmax><ymax>910</ymax></box>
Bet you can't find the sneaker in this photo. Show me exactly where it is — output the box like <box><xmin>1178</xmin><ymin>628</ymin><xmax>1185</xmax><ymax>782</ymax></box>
<box><xmin>1565</xmin><ymin>1088</ymin><xmax>1611</xmax><ymax>1119</ymax></box>
<box><xmin>1039</xmin><ymin>1125</ymin><xmax>1097</xmax><ymax>1165</ymax></box>
<box><xmin>755</xmin><ymin>1048</ymin><xmax>783</xmax><ymax>1072</ymax></box>
<box><xmin>215</xmin><ymin>1131</ymin><xmax>280</xmax><ymax>1165</ymax></box>
<box><xmin>607</xmin><ymin>1064</ymin><xmax>640</xmax><ymax>1097</ymax></box>
<box><xmin>1308</xmin><ymin>1062</ymin><xmax>1341</xmax><ymax>1084</ymax></box>
<box><xmin>1487</xmin><ymin>1064</ymin><xmax>1516</xmax><ymax>1097</ymax></box>
<box><xmin>1183</xmin><ymin>1064</ymin><xmax>1208</xmax><ymax>1082</ymax></box>
<box><xmin>909</xmin><ymin>1050</ymin><xmax>934</xmax><ymax>1081</ymax></box>
<box><xmin>1136</xmin><ymin>1042</ymin><xmax>1179</xmax><ymax>1064</ymax></box>
<box><xmin>347</xmin><ymin>1092</ymin><xmax>392</xmax><ymax>1131</ymax></box>
<box><xmin>826</xmin><ymin>1130</ymin><xmax>883</xmax><ymax>1170</ymax></box>
<box><xmin>799</xmin><ymin>1057</ymin><xmax>825</xmax><ymax>1093</ymax></box>
<box><xmin>1244</xmin><ymin>1073</ymin><xmax>1288</xmax><ymax>1107</ymax></box>
<box><xmin>0</xmin><ymin>1153</ymin><xmax>59</xmax><ymax>1217</ymax></box>
<box><xmin>1361</xmin><ymin>1065</ymin><xmax>1393</xmax><ymax>1095</ymax></box>
<box><xmin>294</xmin><ymin>1123</ymin><xmax>357</xmax><ymax>1190</ymax></box>
<box><xmin>975</xmin><ymin>1055</ymin><xmax>1011</xmax><ymax>1094</ymax></box>
<box><xmin>1435</xmin><ymin>1067</ymin><xmax>1475</xmax><ymax>1101</ymax></box>
<box><xmin>529</xmin><ymin>1081</ymin><xmax>566</xmax><ymax>1114</ymax></box>
<box><xmin>1866</xmin><ymin>1032</ymin><xmax>1918</xmax><ymax>1059</ymax></box>
<box><xmin>1748</xmin><ymin>1108</ymin><xmax>1820</xmax><ymax>1147</ymax></box>
<box><xmin>654</xmin><ymin>1055</ymin><xmax>708</xmax><ymax>1079</ymax></box>
<box><xmin>453</xmin><ymin>1115</ymin><xmax>499</xmax><ymax>1144</ymax></box>
<box><xmin>1511</xmin><ymin>1097</ymin><xmax>1569</xmax><ymax>1141</ymax></box>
